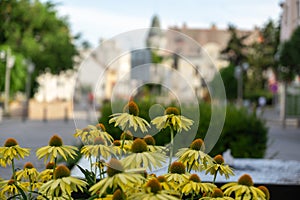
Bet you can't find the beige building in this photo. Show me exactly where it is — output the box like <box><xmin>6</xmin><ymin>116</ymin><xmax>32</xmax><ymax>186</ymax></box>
<box><xmin>76</xmin><ymin>40</ymin><xmax>131</xmax><ymax>101</ymax></box>
<box><xmin>280</xmin><ymin>0</ymin><xmax>300</xmax><ymax>41</ymax></box>
<box><xmin>160</xmin><ymin>24</ymin><xmax>260</xmax><ymax>99</ymax></box>
<box><xmin>166</xmin><ymin>24</ymin><xmax>258</xmax><ymax>57</ymax></box>
<box><xmin>75</xmin><ymin>17</ymin><xmax>260</xmax><ymax>103</ymax></box>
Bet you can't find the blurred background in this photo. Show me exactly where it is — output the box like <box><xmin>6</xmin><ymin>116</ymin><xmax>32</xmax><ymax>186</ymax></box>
<box><xmin>0</xmin><ymin>0</ymin><xmax>300</xmax><ymax>184</ymax></box>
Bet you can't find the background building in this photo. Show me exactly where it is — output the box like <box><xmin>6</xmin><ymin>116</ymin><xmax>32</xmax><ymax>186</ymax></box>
<box><xmin>280</xmin><ymin>0</ymin><xmax>300</xmax><ymax>41</ymax></box>
<box><xmin>72</xmin><ymin>16</ymin><xmax>260</xmax><ymax>104</ymax></box>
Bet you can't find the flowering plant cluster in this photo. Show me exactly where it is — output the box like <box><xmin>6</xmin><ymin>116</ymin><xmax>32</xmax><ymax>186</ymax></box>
<box><xmin>0</xmin><ymin>101</ymin><xmax>270</xmax><ymax>200</ymax></box>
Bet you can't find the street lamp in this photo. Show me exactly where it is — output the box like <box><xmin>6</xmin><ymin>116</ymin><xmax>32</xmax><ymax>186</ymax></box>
<box><xmin>2</xmin><ymin>49</ymin><xmax>15</xmax><ymax>115</ymax></box>
<box><xmin>235</xmin><ymin>62</ymin><xmax>249</xmax><ymax>106</ymax></box>
<box><xmin>22</xmin><ymin>60</ymin><xmax>35</xmax><ymax>121</ymax></box>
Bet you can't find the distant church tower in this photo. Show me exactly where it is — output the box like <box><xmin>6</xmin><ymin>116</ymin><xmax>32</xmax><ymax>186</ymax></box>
<box><xmin>146</xmin><ymin>15</ymin><xmax>165</xmax><ymax>48</ymax></box>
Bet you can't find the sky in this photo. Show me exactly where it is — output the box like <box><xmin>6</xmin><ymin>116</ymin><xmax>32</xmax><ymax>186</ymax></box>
<box><xmin>44</xmin><ymin>0</ymin><xmax>282</xmax><ymax>47</ymax></box>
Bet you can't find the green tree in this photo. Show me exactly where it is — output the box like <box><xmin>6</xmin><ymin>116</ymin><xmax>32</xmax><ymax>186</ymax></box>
<box><xmin>278</xmin><ymin>26</ymin><xmax>300</xmax><ymax>126</ymax></box>
<box><xmin>247</xmin><ymin>20</ymin><xmax>280</xmax><ymax>91</ymax></box>
<box><xmin>279</xmin><ymin>26</ymin><xmax>300</xmax><ymax>81</ymax></box>
<box><xmin>218</xmin><ymin>64</ymin><xmax>237</xmax><ymax>101</ymax></box>
<box><xmin>0</xmin><ymin>45</ymin><xmax>27</xmax><ymax>95</ymax></box>
<box><xmin>221</xmin><ymin>25</ymin><xmax>248</xmax><ymax>66</ymax></box>
<box><xmin>0</xmin><ymin>0</ymin><xmax>77</xmax><ymax>96</ymax></box>
<box><xmin>221</xmin><ymin>25</ymin><xmax>249</xmax><ymax>102</ymax></box>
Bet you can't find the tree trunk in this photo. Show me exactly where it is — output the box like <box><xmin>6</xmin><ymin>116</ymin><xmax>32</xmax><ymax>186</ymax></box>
<box><xmin>280</xmin><ymin>81</ymin><xmax>287</xmax><ymax>128</ymax></box>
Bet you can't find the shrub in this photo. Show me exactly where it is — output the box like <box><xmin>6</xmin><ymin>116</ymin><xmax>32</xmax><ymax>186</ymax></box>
<box><xmin>195</xmin><ymin>104</ymin><xmax>268</xmax><ymax>158</ymax></box>
<box><xmin>244</xmin><ymin>90</ymin><xmax>273</xmax><ymax>106</ymax></box>
<box><xmin>99</xmin><ymin>100</ymin><xmax>268</xmax><ymax>158</ymax></box>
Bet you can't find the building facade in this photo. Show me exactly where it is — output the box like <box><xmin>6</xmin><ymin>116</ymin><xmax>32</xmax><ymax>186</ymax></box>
<box><xmin>74</xmin><ymin>16</ymin><xmax>260</xmax><ymax>103</ymax></box>
<box><xmin>280</xmin><ymin>0</ymin><xmax>300</xmax><ymax>41</ymax></box>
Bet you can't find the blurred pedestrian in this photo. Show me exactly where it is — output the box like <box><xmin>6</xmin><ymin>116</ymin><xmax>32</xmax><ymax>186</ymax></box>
<box><xmin>257</xmin><ymin>96</ymin><xmax>266</xmax><ymax>117</ymax></box>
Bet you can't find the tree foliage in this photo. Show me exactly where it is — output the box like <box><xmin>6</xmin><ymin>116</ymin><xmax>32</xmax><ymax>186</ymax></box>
<box><xmin>218</xmin><ymin>64</ymin><xmax>237</xmax><ymax>100</ymax></box>
<box><xmin>221</xmin><ymin>21</ymin><xmax>280</xmax><ymax>100</ymax></box>
<box><xmin>0</xmin><ymin>0</ymin><xmax>77</xmax><ymax>96</ymax></box>
<box><xmin>247</xmin><ymin>20</ymin><xmax>280</xmax><ymax>91</ymax></box>
<box><xmin>221</xmin><ymin>25</ymin><xmax>248</xmax><ymax>66</ymax></box>
<box><xmin>0</xmin><ymin>45</ymin><xmax>27</xmax><ymax>95</ymax></box>
<box><xmin>279</xmin><ymin>26</ymin><xmax>300</xmax><ymax>82</ymax></box>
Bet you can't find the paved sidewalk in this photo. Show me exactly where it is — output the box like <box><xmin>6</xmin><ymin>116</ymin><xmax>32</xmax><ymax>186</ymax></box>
<box><xmin>259</xmin><ymin>107</ymin><xmax>300</xmax><ymax>161</ymax></box>
<box><xmin>0</xmin><ymin>118</ymin><xmax>93</xmax><ymax>179</ymax></box>
<box><xmin>265</xmin><ymin>122</ymin><xmax>300</xmax><ymax>161</ymax></box>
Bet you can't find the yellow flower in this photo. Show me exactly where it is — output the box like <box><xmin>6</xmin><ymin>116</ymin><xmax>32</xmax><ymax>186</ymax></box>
<box><xmin>205</xmin><ymin>155</ymin><xmax>234</xmax><ymax>180</ymax></box>
<box><xmin>89</xmin><ymin>158</ymin><xmax>144</xmax><ymax>197</ymax></box>
<box><xmin>16</xmin><ymin>162</ymin><xmax>39</xmax><ymax>180</ymax></box>
<box><xmin>200</xmin><ymin>188</ymin><xmax>235</xmax><ymax>200</ymax></box>
<box><xmin>128</xmin><ymin>178</ymin><xmax>180</xmax><ymax>200</ymax></box>
<box><xmin>111</xmin><ymin>140</ymin><xmax>131</xmax><ymax>157</ymax></box>
<box><xmin>143</xmin><ymin>135</ymin><xmax>167</xmax><ymax>152</ymax></box>
<box><xmin>38</xmin><ymin>162</ymin><xmax>55</xmax><ymax>182</ymax></box>
<box><xmin>151</xmin><ymin>107</ymin><xmax>194</xmax><ymax>132</ymax></box>
<box><xmin>181</xmin><ymin>174</ymin><xmax>216</xmax><ymax>196</ymax></box>
<box><xmin>157</xmin><ymin>175</ymin><xmax>172</xmax><ymax>190</ymax></box>
<box><xmin>221</xmin><ymin>174</ymin><xmax>266</xmax><ymax>200</ymax></box>
<box><xmin>22</xmin><ymin>181</ymin><xmax>43</xmax><ymax>191</ymax></box>
<box><xmin>0</xmin><ymin>154</ymin><xmax>6</xmax><ymax>167</ymax></box>
<box><xmin>120</xmin><ymin>131</ymin><xmax>134</xmax><ymax>144</ymax></box>
<box><xmin>0</xmin><ymin>179</ymin><xmax>27</xmax><ymax>198</ymax></box>
<box><xmin>258</xmin><ymin>185</ymin><xmax>270</xmax><ymax>200</ymax></box>
<box><xmin>36</xmin><ymin>134</ymin><xmax>77</xmax><ymax>163</ymax></box>
<box><xmin>16</xmin><ymin>162</ymin><xmax>40</xmax><ymax>191</ymax></box>
<box><xmin>176</xmin><ymin>139</ymin><xmax>213</xmax><ymax>172</ymax></box>
<box><xmin>110</xmin><ymin>140</ymin><xmax>128</xmax><ymax>158</ymax></box>
<box><xmin>164</xmin><ymin>162</ymin><xmax>190</xmax><ymax>191</ymax></box>
<box><xmin>0</xmin><ymin>138</ymin><xmax>30</xmax><ymax>164</ymax></box>
<box><xmin>81</xmin><ymin>136</ymin><xmax>115</xmax><ymax>159</ymax></box>
<box><xmin>74</xmin><ymin>124</ymin><xmax>114</xmax><ymax>144</ymax></box>
<box><xmin>111</xmin><ymin>189</ymin><xmax>125</xmax><ymax>200</ymax></box>
<box><xmin>39</xmin><ymin>165</ymin><xmax>87</xmax><ymax>198</ymax></box>
<box><xmin>109</xmin><ymin>101</ymin><xmax>150</xmax><ymax>133</ymax></box>
<box><xmin>121</xmin><ymin>139</ymin><xmax>167</xmax><ymax>171</ymax></box>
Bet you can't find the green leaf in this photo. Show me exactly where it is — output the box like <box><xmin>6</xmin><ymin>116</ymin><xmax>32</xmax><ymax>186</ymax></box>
<box><xmin>11</xmin><ymin>183</ymin><xmax>27</xmax><ymax>200</ymax></box>
<box><xmin>76</xmin><ymin>164</ymin><xmax>96</xmax><ymax>186</ymax></box>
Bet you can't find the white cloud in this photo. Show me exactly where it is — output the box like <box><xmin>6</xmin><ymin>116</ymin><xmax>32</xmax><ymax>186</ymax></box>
<box><xmin>57</xmin><ymin>6</ymin><xmax>150</xmax><ymax>46</ymax></box>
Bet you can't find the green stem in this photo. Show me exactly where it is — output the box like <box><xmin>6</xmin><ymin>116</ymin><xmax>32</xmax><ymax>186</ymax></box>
<box><xmin>28</xmin><ymin>174</ymin><xmax>33</xmax><ymax>199</ymax></box>
<box><xmin>120</xmin><ymin>128</ymin><xmax>128</xmax><ymax>150</ymax></box>
<box><xmin>11</xmin><ymin>159</ymin><xmax>16</xmax><ymax>200</ymax></box>
<box><xmin>120</xmin><ymin>134</ymin><xmax>125</xmax><ymax>150</ymax></box>
<box><xmin>241</xmin><ymin>192</ymin><xmax>245</xmax><ymax>200</ymax></box>
<box><xmin>11</xmin><ymin>158</ymin><xmax>16</xmax><ymax>180</ymax></box>
<box><xmin>120</xmin><ymin>128</ymin><xmax>128</xmax><ymax>158</ymax></box>
<box><xmin>89</xmin><ymin>156</ymin><xmax>93</xmax><ymax>173</ymax></box>
<box><xmin>213</xmin><ymin>167</ymin><xmax>220</xmax><ymax>184</ymax></box>
<box><xmin>188</xmin><ymin>160</ymin><xmax>195</xmax><ymax>173</ymax></box>
<box><xmin>99</xmin><ymin>165</ymin><xmax>102</xmax><ymax>180</ymax></box>
<box><xmin>100</xmin><ymin>161</ymin><xmax>104</xmax><ymax>180</ymax></box>
<box><xmin>191</xmin><ymin>192</ymin><xmax>194</xmax><ymax>200</ymax></box>
<box><xmin>53</xmin><ymin>157</ymin><xmax>57</xmax><ymax>180</ymax></box>
<box><xmin>168</xmin><ymin>128</ymin><xmax>174</xmax><ymax>172</ymax></box>
<box><xmin>94</xmin><ymin>158</ymin><xmax>98</xmax><ymax>183</ymax></box>
<box><xmin>180</xmin><ymin>193</ymin><xmax>183</xmax><ymax>200</ymax></box>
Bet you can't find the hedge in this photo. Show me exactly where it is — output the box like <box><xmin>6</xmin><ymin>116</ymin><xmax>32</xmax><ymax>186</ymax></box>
<box><xmin>98</xmin><ymin>100</ymin><xmax>268</xmax><ymax>158</ymax></box>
